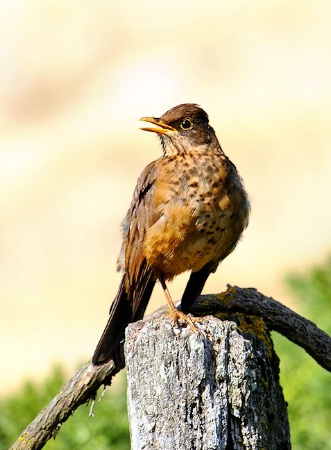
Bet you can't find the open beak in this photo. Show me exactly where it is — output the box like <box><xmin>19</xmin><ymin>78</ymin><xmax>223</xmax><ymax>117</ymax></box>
<box><xmin>139</xmin><ymin>117</ymin><xmax>177</xmax><ymax>135</ymax></box>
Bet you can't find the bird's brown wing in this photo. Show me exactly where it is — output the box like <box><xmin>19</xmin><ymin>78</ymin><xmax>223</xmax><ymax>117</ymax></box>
<box><xmin>121</xmin><ymin>161</ymin><xmax>160</xmax><ymax>317</ymax></box>
<box><xmin>92</xmin><ymin>161</ymin><xmax>159</xmax><ymax>365</ymax></box>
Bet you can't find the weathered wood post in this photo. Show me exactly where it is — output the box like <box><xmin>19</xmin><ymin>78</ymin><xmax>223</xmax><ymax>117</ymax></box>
<box><xmin>125</xmin><ymin>314</ymin><xmax>290</xmax><ymax>450</ymax></box>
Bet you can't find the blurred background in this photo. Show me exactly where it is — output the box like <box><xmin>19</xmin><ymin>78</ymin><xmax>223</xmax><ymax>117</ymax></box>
<box><xmin>1</xmin><ymin>0</ymin><xmax>331</xmax><ymax>398</ymax></box>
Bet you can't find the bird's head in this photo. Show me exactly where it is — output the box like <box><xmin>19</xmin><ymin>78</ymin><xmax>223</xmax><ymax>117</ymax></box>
<box><xmin>140</xmin><ymin>103</ymin><xmax>218</xmax><ymax>156</ymax></box>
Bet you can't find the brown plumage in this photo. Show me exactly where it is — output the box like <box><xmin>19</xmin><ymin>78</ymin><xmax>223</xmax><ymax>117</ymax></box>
<box><xmin>92</xmin><ymin>104</ymin><xmax>249</xmax><ymax>366</ymax></box>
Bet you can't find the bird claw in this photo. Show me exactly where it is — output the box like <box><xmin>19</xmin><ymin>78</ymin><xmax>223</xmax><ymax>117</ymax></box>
<box><xmin>159</xmin><ymin>275</ymin><xmax>205</xmax><ymax>335</ymax></box>
<box><xmin>166</xmin><ymin>308</ymin><xmax>205</xmax><ymax>336</ymax></box>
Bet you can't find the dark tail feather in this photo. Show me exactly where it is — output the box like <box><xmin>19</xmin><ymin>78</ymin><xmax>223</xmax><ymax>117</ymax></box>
<box><xmin>180</xmin><ymin>262</ymin><xmax>219</xmax><ymax>313</ymax></box>
<box><xmin>92</xmin><ymin>275</ymin><xmax>155</xmax><ymax>366</ymax></box>
<box><xmin>92</xmin><ymin>277</ymin><xmax>131</xmax><ymax>366</ymax></box>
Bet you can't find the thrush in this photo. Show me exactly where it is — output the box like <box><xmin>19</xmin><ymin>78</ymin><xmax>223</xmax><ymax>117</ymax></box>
<box><xmin>92</xmin><ymin>103</ymin><xmax>249</xmax><ymax>366</ymax></box>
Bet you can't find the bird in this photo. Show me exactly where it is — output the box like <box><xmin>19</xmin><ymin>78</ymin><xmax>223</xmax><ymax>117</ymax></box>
<box><xmin>92</xmin><ymin>103</ymin><xmax>249</xmax><ymax>366</ymax></box>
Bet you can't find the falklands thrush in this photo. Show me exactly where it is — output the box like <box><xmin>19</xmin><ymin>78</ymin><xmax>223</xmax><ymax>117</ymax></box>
<box><xmin>92</xmin><ymin>103</ymin><xmax>249</xmax><ymax>366</ymax></box>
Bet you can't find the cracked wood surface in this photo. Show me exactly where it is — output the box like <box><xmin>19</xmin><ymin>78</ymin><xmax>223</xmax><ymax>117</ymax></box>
<box><xmin>126</xmin><ymin>315</ymin><xmax>290</xmax><ymax>450</ymax></box>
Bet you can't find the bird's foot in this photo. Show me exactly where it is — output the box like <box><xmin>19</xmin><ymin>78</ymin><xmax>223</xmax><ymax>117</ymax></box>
<box><xmin>158</xmin><ymin>275</ymin><xmax>203</xmax><ymax>334</ymax></box>
<box><xmin>167</xmin><ymin>307</ymin><xmax>203</xmax><ymax>333</ymax></box>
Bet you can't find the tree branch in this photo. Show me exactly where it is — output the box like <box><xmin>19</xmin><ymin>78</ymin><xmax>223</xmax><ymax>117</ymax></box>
<box><xmin>191</xmin><ymin>286</ymin><xmax>331</xmax><ymax>372</ymax></box>
<box><xmin>10</xmin><ymin>361</ymin><xmax>119</xmax><ymax>450</ymax></box>
<box><xmin>10</xmin><ymin>285</ymin><xmax>331</xmax><ymax>449</ymax></box>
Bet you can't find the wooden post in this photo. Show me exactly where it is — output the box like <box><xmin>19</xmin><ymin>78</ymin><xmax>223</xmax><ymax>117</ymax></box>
<box><xmin>125</xmin><ymin>314</ymin><xmax>290</xmax><ymax>450</ymax></box>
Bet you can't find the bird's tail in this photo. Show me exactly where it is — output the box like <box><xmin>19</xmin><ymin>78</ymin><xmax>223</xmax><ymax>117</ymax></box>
<box><xmin>92</xmin><ymin>274</ymin><xmax>155</xmax><ymax>366</ymax></box>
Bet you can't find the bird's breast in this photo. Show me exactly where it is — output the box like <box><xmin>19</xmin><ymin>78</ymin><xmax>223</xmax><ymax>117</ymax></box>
<box><xmin>143</xmin><ymin>152</ymin><xmax>249</xmax><ymax>279</ymax></box>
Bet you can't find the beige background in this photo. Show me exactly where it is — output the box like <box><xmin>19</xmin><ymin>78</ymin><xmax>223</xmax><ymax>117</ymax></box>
<box><xmin>1</xmin><ymin>0</ymin><xmax>331</xmax><ymax>393</ymax></box>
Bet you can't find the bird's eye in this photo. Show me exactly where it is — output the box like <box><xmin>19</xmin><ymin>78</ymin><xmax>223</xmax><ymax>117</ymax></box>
<box><xmin>180</xmin><ymin>119</ymin><xmax>193</xmax><ymax>130</ymax></box>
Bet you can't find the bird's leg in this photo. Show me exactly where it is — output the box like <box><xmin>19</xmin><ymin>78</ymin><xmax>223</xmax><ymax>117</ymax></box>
<box><xmin>159</xmin><ymin>275</ymin><xmax>199</xmax><ymax>332</ymax></box>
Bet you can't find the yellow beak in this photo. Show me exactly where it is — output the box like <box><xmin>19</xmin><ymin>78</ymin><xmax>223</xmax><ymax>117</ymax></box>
<box><xmin>139</xmin><ymin>117</ymin><xmax>178</xmax><ymax>135</ymax></box>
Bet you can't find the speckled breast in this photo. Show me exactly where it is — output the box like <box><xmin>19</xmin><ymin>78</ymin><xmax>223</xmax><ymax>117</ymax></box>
<box><xmin>143</xmin><ymin>151</ymin><xmax>249</xmax><ymax>279</ymax></box>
